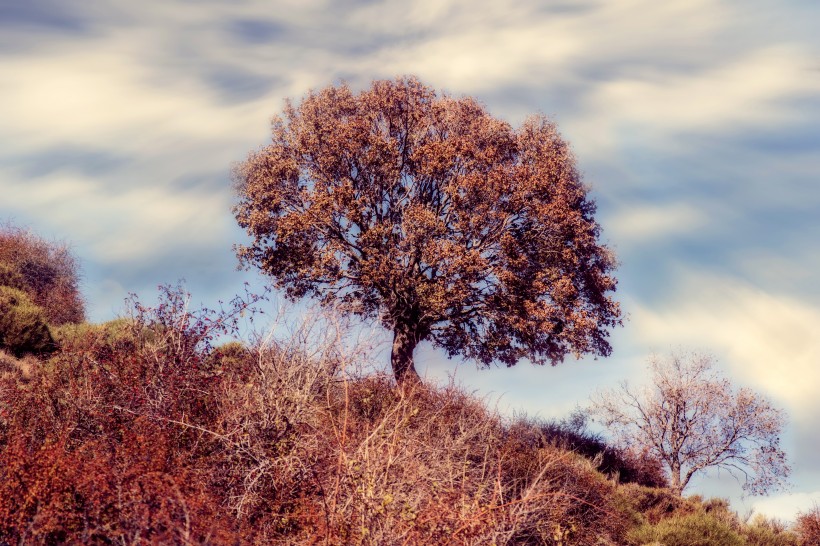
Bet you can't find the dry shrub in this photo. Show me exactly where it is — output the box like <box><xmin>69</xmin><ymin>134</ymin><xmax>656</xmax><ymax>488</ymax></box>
<box><xmin>741</xmin><ymin>513</ymin><xmax>798</xmax><ymax>546</ymax></box>
<box><xmin>0</xmin><ymin>284</ymin><xmax>257</xmax><ymax>544</ymax></box>
<box><xmin>203</xmin><ymin>304</ymin><xmax>633</xmax><ymax>544</ymax></box>
<box><xmin>628</xmin><ymin>512</ymin><xmax>746</xmax><ymax>546</ymax></box>
<box><xmin>0</xmin><ymin>288</ymin><xmax>632</xmax><ymax>545</ymax></box>
<box><xmin>212</xmin><ymin>319</ymin><xmax>346</xmax><ymax>542</ymax></box>
<box><xmin>520</xmin><ymin>414</ymin><xmax>667</xmax><ymax>488</ymax></box>
<box><xmin>0</xmin><ymin>429</ymin><xmax>234</xmax><ymax>545</ymax></box>
<box><xmin>617</xmin><ymin>484</ymin><xmax>702</xmax><ymax>525</ymax></box>
<box><xmin>796</xmin><ymin>504</ymin><xmax>820</xmax><ymax>546</ymax></box>
<box><xmin>0</xmin><ymin>286</ymin><xmax>55</xmax><ymax>356</ymax></box>
<box><xmin>0</xmin><ymin>222</ymin><xmax>85</xmax><ymax>325</ymax></box>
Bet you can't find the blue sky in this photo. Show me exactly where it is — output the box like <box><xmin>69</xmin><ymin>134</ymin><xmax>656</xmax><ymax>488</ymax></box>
<box><xmin>2</xmin><ymin>0</ymin><xmax>819</xmax><ymax>521</ymax></box>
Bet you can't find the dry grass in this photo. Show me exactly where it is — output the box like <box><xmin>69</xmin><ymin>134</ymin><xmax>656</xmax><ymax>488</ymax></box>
<box><xmin>9</xmin><ymin>293</ymin><xmax>792</xmax><ymax>545</ymax></box>
<box><xmin>210</xmin><ymin>311</ymin><xmax>631</xmax><ymax>545</ymax></box>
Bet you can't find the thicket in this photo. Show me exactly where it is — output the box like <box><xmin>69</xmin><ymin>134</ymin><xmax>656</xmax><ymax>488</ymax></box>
<box><xmin>0</xmin><ymin>223</ymin><xmax>84</xmax><ymax>357</ymax></box>
<box><xmin>0</xmin><ymin>286</ymin><xmax>635</xmax><ymax>544</ymax></box>
<box><xmin>0</xmin><ymin>284</ymin><xmax>812</xmax><ymax>544</ymax></box>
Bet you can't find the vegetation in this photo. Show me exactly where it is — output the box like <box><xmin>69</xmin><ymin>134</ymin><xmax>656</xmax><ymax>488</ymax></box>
<box><xmin>0</xmin><ymin>222</ymin><xmax>85</xmax><ymax>325</ymax></box>
<box><xmin>1</xmin><ymin>285</ymin><xmax>634</xmax><ymax>544</ymax></box>
<box><xmin>795</xmin><ymin>505</ymin><xmax>820</xmax><ymax>544</ymax></box>
<box><xmin>233</xmin><ymin>76</ymin><xmax>621</xmax><ymax>383</ymax></box>
<box><xmin>590</xmin><ymin>352</ymin><xmax>790</xmax><ymax>496</ymax></box>
<box><xmin>2</xmin><ymin>73</ymin><xmax>812</xmax><ymax>541</ymax></box>
<box><xmin>0</xmin><ymin>282</ymin><xmax>811</xmax><ymax>544</ymax></box>
<box><xmin>0</xmin><ymin>222</ymin><xmax>84</xmax><ymax>357</ymax></box>
<box><xmin>0</xmin><ymin>286</ymin><xmax>55</xmax><ymax>356</ymax></box>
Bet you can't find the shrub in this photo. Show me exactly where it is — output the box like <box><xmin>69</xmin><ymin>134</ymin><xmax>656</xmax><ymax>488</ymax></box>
<box><xmin>0</xmin><ymin>285</ymin><xmax>638</xmax><ymax>545</ymax></box>
<box><xmin>0</xmin><ymin>223</ymin><xmax>85</xmax><ymax>325</ymax></box>
<box><xmin>742</xmin><ymin>514</ymin><xmax>798</xmax><ymax>546</ymax></box>
<box><xmin>0</xmin><ymin>284</ymin><xmax>257</xmax><ymax>544</ymax></box>
<box><xmin>0</xmin><ymin>263</ymin><xmax>25</xmax><ymax>291</ymax></box>
<box><xmin>0</xmin><ymin>286</ymin><xmax>54</xmax><ymax>356</ymax></box>
<box><xmin>628</xmin><ymin>512</ymin><xmax>746</xmax><ymax>546</ymax></box>
<box><xmin>516</xmin><ymin>412</ymin><xmax>667</xmax><ymax>488</ymax></box>
<box><xmin>796</xmin><ymin>504</ymin><xmax>820</xmax><ymax>546</ymax></box>
<box><xmin>51</xmin><ymin>318</ymin><xmax>137</xmax><ymax>354</ymax></box>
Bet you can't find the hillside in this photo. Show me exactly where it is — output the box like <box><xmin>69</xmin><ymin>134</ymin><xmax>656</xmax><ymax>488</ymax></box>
<box><xmin>1</xmin><ymin>287</ymin><xmax>817</xmax><ymax>544</ymax></box>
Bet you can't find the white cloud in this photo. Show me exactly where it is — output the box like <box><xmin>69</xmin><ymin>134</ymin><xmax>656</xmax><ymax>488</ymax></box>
<box><xmin>583</xmin><ymin>46</ymin><xmax>819</xmax><ymax>131</ymax></box>
<box><xmin>632</xmin><ymin>271</ymin><xmax>820</xmax><ymax>412</ymax></box>
<box><xmin>751</xmin><ymin>490</ymin><xmax>820</xmax><ymax>523</ymax></box>
<box><xmin>0</xmin><ymin>48</ymin><xmax>273</xmax><ymax>159</ymax></box>
<box><xmin>3</xmin><ymin>171</ymin><xmax>231</xmax><ymax>264</ymax></box>
<box><xmin>606</xmin><ymin>202</ymin><xmax>706</xmax><ymax>244</ymax></box>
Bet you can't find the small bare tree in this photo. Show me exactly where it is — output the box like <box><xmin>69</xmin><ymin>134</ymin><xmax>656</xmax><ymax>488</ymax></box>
<box><xmin>589</xmin><ymin>352</ymin><xmax>790</xmax><ymax>496</ymax></box>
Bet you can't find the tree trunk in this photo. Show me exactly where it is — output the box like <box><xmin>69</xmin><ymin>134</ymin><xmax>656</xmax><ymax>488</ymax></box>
<box><xmin>390</xmin><ymin>326</ymin><xmax>421</xmax><ymax>384</ymax></box>
<box><xmin>670</xmin><ymin>463</ymin><xmax>683</xmax><ymax>496</ymax></box>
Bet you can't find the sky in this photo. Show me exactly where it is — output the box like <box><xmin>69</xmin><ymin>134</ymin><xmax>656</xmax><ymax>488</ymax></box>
<box><xmin>2</xmin><ymin>0</ymin><xmax>819</xmax><ymax>522</ymax></box>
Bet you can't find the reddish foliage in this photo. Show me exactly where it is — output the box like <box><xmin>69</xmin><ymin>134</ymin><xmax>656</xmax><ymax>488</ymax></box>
<box><xmin>0</xmin><ymin>284</ymin><xmax>631</xmax><ymax>544</ymax></box>
<box><xmin>796</xmin><ymin>504</ymin><xmax>820</xmax><ymax>546</ymax></box>
<box><xmin>234</xmin><ymin>76</ymin><xmax>621</xmax><ymax>382</ymax></box>
<box><xmin>0</xmin><ymin>222</ymin><xmax>85</xmax><ymax>325</ymax></box>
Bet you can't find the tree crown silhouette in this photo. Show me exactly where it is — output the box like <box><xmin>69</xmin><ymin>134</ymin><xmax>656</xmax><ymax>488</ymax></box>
<box><xmin>234</xmin><ymin>76</ymin><xmax>620</xmax><ymax>381</ymax></box>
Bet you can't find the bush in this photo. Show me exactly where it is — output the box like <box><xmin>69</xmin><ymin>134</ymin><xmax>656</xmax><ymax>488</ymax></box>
<box><xmin>0</xmin><ymin>263</ymin><xmax>25</xmax><ymax>291</ymax></box>
<box><xmin>796</xmin><ymin>504</ymin><xmax>820</xmax><ymax>546</ymax></box>
<box><xmin>0</xmin><ymin>285</ymin><xmax>252</xmax><ymax>544</ymax></box>
<box><xmin>628</xmin><ymin>512</ymin><xmax>745</xmax><ymax>546</ymax></box>
<box><xmin>0</xmin><ymin>286</ymin><xmax>54</xmax><ymax>356</ymax></box>
<box><xmin>0</xmin><ymin>223</ymin><xmax>85</xmax><ymax>325</ymax></box>
<box><xmin>0</xmin><ymin>285</ymin><xmax>640</xmax><ymax>544</ymax></box>
<box><xmin>51</xmin><ymin>318</ymin><xmax>136</xmax><ymax>353</ymax></box>
<box><xmin>522</xmin><ymin>412</ymin><xmax>668</xmax><ymax>488</ymax></box>
<box><xmin>742</xmin><ymin>514</ymin><xmax>798</xmax><ymax>546</ymax></box>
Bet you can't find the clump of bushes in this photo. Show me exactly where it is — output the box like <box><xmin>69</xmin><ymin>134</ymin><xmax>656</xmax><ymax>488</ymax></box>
<box><xmin>624</xmin><ymin>495</ymin><xmax>801</xmax><ymax>546</ymax></box>
<box><xmin>0</xmin><ymin>223</ymin><xmax>85</xmax><ymax>325</ymax></box>
<box><xmin>742</xmin><ymin>513</ymin><xmax>799</xmax><ymax>546</ymax></box>
<box><xmin>796</xmin><ymin>504</ymin><xmax>820</xmax><ymax>545</ymax></box>
<box><xmin>0</xmin><ymin>222</ymin><xmax>86</xmax><ymax>357</ymax></box>
<box><xmin>0</xmin><ymin>285</ymin><xmax>637</xmax><ymax>544</ymax></box>
<box><xmin>629</xmin><ymin>511</ymin><xmax>746</xmax><ymax>546</ymax></box>
<box><xmin>0</xmin><ymin>286</ymin><xmax>54</xmax><ymax>356</ymax></box>
<box><xmin>529</xmin><ymin>412</ymin><xmax>667</xmax><ymax>488</ymax></box>
<box><xmin>0</xmin><ymin>278</ymin><xmax>811</xmax><ymax>544</ymax></box>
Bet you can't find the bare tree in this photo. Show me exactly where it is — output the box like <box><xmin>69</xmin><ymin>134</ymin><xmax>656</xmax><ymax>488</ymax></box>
<box><xmin>589</xmin><ymin>351</ymin><xmax>790</xmax><ymax>496</ymax></box>
<box><xmin>233</xmin><ymin>76</ymin><xmax>621</xmax><ymax>383</ymax></box>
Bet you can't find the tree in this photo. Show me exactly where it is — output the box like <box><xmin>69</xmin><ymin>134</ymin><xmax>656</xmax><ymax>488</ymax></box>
<box><xmin>233</xmin><ymin>76</ymin><xmax>621</xmax><ymax>382</ymax></box>
<box><xmin>0</xmin><ymin>222</ymin><xmax>85</xmax><ymax>325</ymax></box>
<box><xmin>589</xmin><ymin>352</ymin><xmax>790</xmax><ymax>496</ymax></box>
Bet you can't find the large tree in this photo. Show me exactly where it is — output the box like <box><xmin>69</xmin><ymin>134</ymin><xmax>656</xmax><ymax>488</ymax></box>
<box><xmin>590</xmin><ymin>352</ymin><xmax>790</xmax><ymax>496</ymax></box>
<box><xmin>233</xmin><ymin>76</ymin><xmax>620</xmax><ymax>382</ymax></box>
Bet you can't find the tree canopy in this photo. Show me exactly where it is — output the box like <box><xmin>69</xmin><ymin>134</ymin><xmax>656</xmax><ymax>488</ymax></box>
<box><xmin>234</xmin><ymin>76</ymin><xmax>621</xmax><ymax>382</ymax></box>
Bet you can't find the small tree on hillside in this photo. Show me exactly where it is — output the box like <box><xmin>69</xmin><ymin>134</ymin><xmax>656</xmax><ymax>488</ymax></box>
<box><xmin>590</xmin><ymin>352</ymin><xmax>790</xmax><ymax>496</ymax></box>
<box><xmin>234</xmin><ymin>76</ymin><xmax>621</xmax><ymax>383</ymax></box>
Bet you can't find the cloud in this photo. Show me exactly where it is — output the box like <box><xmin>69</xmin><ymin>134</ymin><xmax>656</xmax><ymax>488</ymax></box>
<box><xmin>2</xmin><ymin>169</ymin><xmax>232</xmax><ymax>264</ymax></box>
<box><xmin>632</xmin><ymin>271</ymin><xmax>820</xmax><ymax>412</ymax></box>
<box><xmin>606</xmin><ymin>202</ymin><xmax>706</xmax><ymax>245</ymax></box>
<box><xmin>0</xmin><ymin>49</ymin><xmax>275</xmax><ymax>159</ymax></box>
<box><xmin>752</xmin><ymin>490</ymin><xmax>820</xmax><ymax>523</ymax></box>
<box><xmin>595</xmin><ymin>47</ymin><xmax>818</xmax><ymax>128</ymax></box>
